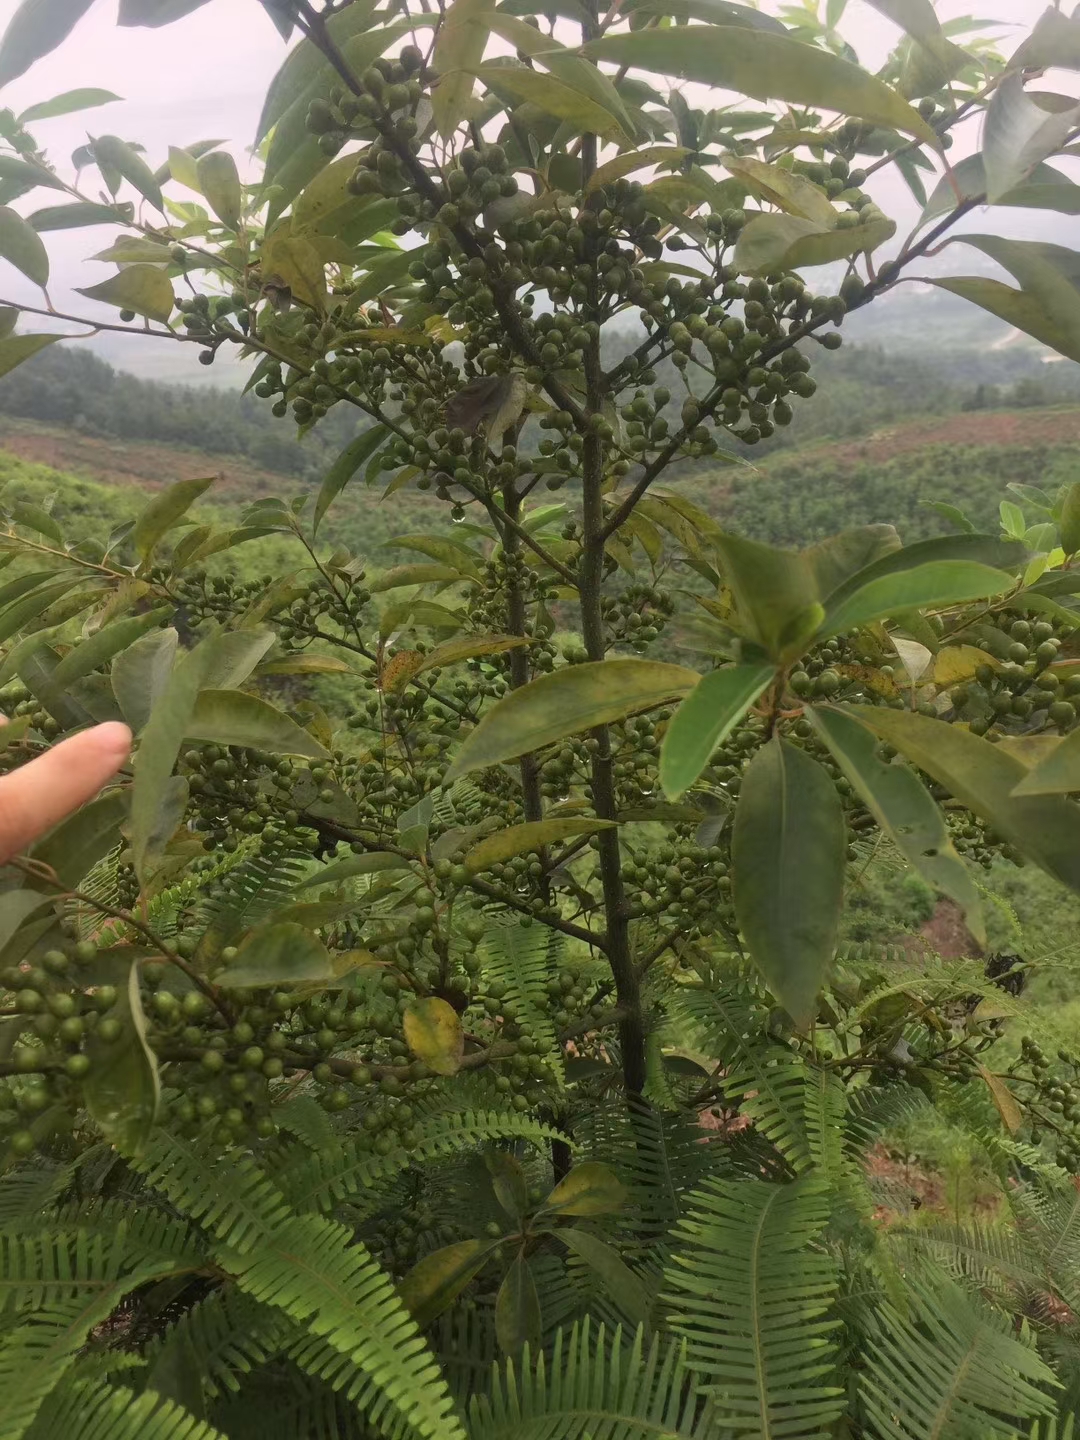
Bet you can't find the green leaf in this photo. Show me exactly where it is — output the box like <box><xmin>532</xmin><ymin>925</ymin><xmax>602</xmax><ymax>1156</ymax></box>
<box><xmin>921</xmin><ymin>156</ymin><xmax>1080</xmax><ymax>227</ymax></box>
<box><xmin>196</xmin><ymin>150</ymin><xmax>243</xmax><ymax>230</ymax></box>
<box><xmin>314</xmin><ymin>425</ymin><xmax>388</xmax><ymax>535</ymax></box>
<box><xmin>660</xmin><ymin>663</ymin><xmax>775</xmax><ymax>800</ymax></box>
<box><xmin>1009</xmin><ymin>730</ymin><xmax>1080</xmax><ymax>796</ymax></box>
<box><xmin>807</xmin><ymin>705</ymin><xmax>984</xmax><ymax>946</ymax></box>
<box><xmin>0</xmin><ymin>332</ymin><xmax>62</xmax><ymax>378</ymax></box>
<box><xmin>714</xmin><ymin>531</ymin><xmax>817</xmax><ymax>657</ymax></box>
<box><xmin>0</xmin><ymin>207</ymin><xmax>49</xmax><ymax>288</ymax></box>
<box><xmin>31</xmin><ymin>789</ymin><xmax>127</xmax><ymax>888</ymax></box>
<box><xmin>18</xmin><ymin>87</ymin><xmax>121</xmax><ymax>122</ymax></box>
<box><xmin>256</xmin><ymin>0</ymin><xmax>381</xmax><ymax>143</ymax></box>
<box><xmin>185</xmin><ymin>690</ymin><xmax>331</xmax><ymax>758</ymax></box>
<box><xmin>112</xmin><ymin>627</ymin><xmax>178</xmax><ymax>732</ymax></box>
<box><xmin>0</xmin><ymin>155</ymin><xmax>67</xmax><ymax>192</ymax></box>
<box><xmin>433</xmin><ymin>0</ymin><xmax>492</xmax><ymax>139</ymax></box>
<box><xmin>495</xmin><ymin>1254</ymin><xmax>542</xmax><ymax>1354</ymax></box>
<box><xmin>0</xmin><ymin>0</ymin><xmax>96</xmax><ymax>88</ymax></box>
<box><xmin>486</xmin><ymin>1150</ymin><xmax>530</xmax><ymax>1220</ymax></box>
<box><xmin>76</xmin><ymin>265</ymin><xmax>174</xmax><ymax>324</ymax></box>
<box><xmin>464</xmin><ymin>818</ymin><xmax>617</xmax><ymax>872</ymax></box>
<box><xmin>0</xmin><ymin>889</ymin><xmax>50</xmax><ymax>954</ymax></box>
<box><xmin>849</xmin><ymin>705</ymin><xmax>1080</xmax><ymax>894</ymax></box>
<box><xmin>821</xmin><ymin>561</ymin><xmax>1014</xmax><ymax>636</ymax></box>
<box><xmin>84</xmin><ymin>962</ymin><xmax>161</xmax><ymax>1153</ymax></box>
<box><xmin>479</xmin><ymin>62</ymin><xmax>632</xmax><ymax>139</ymax></box>
<box><xmin>91</xmin><ymin>134</ymin><xmax>165</xmax><ymax>212</ymax></box>
<box><xmin>735</xmin><ymin>211</ymin><xmax>895</xmax><ymax>272</ymax></box>
<box><xmin>403</xmin><ymin>997</ymin><xmax>465</xmax><ymax>1076</ymax></box>
<box><xmin>50</xmin><ymin>609</ymin><xmax>170</xmax><ymax>690</ymax></box>
<box><xmin>543</xmin><ymin>1161</ymin><xmax>626</xmax><ymax>1217</ymax></box>
<box><xmin>556</xmin><ymin>1228</ymin><xmax>650</xmax><ymax>1329</ymax></box>
<box><xmin>863</xmin><ymin>0</ymin><xmax>940</xmax><ymax>43</ymax></box>
<box><xmin>219</xmin><ymin>922</ymin><xmax>333</xmax><ymax>988</ymax></box>
<box><xmin>1061</xmin><ymin>483</ymin><xmax>1080</xmax><ymax>557</ymax></box>
<box><xmin>298</xmin><ymin>852</ymin><xmax>409</xmax><ymax>889</ymax></box>
<box><xmin>1011</xmin><ymin>7</ymin><xmax>1080</xmax><ymax>72</ymax></box>
<box><xmin>445</xmin><ymin>659</ymin><xmax>697</xmax><ymax>781</ymax></box>
<box><xmin>934</xmin><ymin>235</ymin><xmax>1080</xmax><ymax>367</ymax></box>
<box><xmin>400</xmin><ymin>1238</ymin><xmax>503</xmax><ymax>1327</ymax></box>
<box><xmin>721</xmin><ymin>153</ymin><xmax>837</xmax><ymax>226</ymax></box>
<box><xmin>31</xmin><ymin>201</ymin><xmax>124</xmax><ymax>230</ymax></box>
<box><xmin>132</xmin><ymin>475</ymin><xmax>215</xmax><ymax>561</ymax></box>
<box><xmin>485</xmin><ymin>17</ymin><xmax>636</xmax><ymax>136</ymax></box>
<box><xmin>118</xmin><ymin>0</ymin><xmax>212</xmax><ymax>22</ymax></box>
<box><xmin>582</xmin><ymin>28</ymin><xmax>938</xmax><ymax>144</ymax></box>
<box><xmin>733</xmin><ymin>738</ymin><xmax>845</xmax><ymax>1027</ymax></box>
<box><xmin>982</xmin><ymin>73</ymin><xmax>1080</xmax><ymax>203</ymax></box>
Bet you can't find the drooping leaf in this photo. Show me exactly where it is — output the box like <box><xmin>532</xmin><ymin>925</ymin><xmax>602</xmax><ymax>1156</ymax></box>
<box><xmin>185</xmin><ymin>690</ymin><xmax>331</xmax><ymax>758</ymax></box>
<box><xmin>0</xmin><ymin>332</ymin><xmax>62</xmax><ymax>379</ymax></box>
<box><xmin>977</xmin><ymin>1063</ymin><xmax>1023</xmax><ymax>1135</ymax></box>
<box><xmin>445</xmin><ymin>373</ymin><xmax>528</xmax><ymax>437</ymax></box>
<box><xmin>0</xmin><ymin>206</ymin><xmax>49</xmax><ymax>287</ymax></box>
<box><xmin>733</xmin><ymin>738</ymin><xmax>845</xmax><ymax>1026</ymax></box>
<box><xmin>849</xmin><ymin>706</ymin><xmax>1080</xmax><ymax>893</ymax></box>
<box><xmin>403</xmin><ymin>997</ymin><xmax>465</xmax><ymax>1076</ymax></box>
<box><xmin>722</xmin><ymin>153</ymin><xmax>837</xmax><ymax>226</ymax></box>
<box><xmin>1011</xmin><ymin>7</ymin><xmax>1080</xmax><ymax>72</ymax></box>
<box><xmin>446</xmin><ymin>660</ymin><xmax>697</xmax><ymax>780</ymax></box>
<box><xmin>76</xmin><ymin>265</ymin><xmax>174</xmax><ymax>324</ymax></box>
<box><xmin>820</xmin><ymin>561</ymin><xmax>1014</xmax><ymax>637</ymax></box>
<box><xmin>0</xmin><ymin>0</ymin><xmax>96</xmax><ymax>88</ymax></box>
<box><xmin>464</xmin><ymin>818</ymin><xmax>617</xmax><ymax>872</ymax></box>
<box><xmin>982</xmin><ymin>73</ymin><xmax>1080</xmax><ymax>203</ymax></box>
<box><xmin>480</xmin><ymin>63</ymin><xmax>632</xmax><ymax>139</ymax></box>
<box><xmin>133</xmin><ymin>476</ymin><xmax>215</xmax><ymax>561</ymax></box>
<box><xmin>808</xmin><ymin>705</ymin><xmax>984</xmax><ymax>945</ymax></box>
<box><xmin>1060</xmin><ymin>482</ymin><xmax>1080</xmax><ymax>556</ymax></box>
<box><xmin>118</xmin><ymin>0</ymin><xmax>212</xmax><ymax>23</ymax></box>
<box><xmin>495</xmin><ymin>1255</ymin><xmax>542</xmax><ymax>1354</ymax></box>
<box><xmin>935</xmin><ymin>234</ymin><xmax>1080</xmax><ymax>367</ymax></box>
<box><xmin>297</xmin><ymin>851</ymin><xmax>410</xmax><ymax>889</ymax></box>
<box><xmin>83</xmin><ymin>962</ymin><xmax>161</xmax><ymax>1153</ymax></box>
<box><xmin>921</xmin><ymin>156</ymin><xmax>1080</xmax><ymax>227</ymax></box>
<box><xmin>543</xmin><ymin>1162</ymin><xmax>627</xmax><ymax>1217</ymax></box>
<box><xmin>432</xmin><ymin>0</ymin><xmax>492</xmax><ymax>139</ymax></box>
<box><xmin>219</xmin><ymin>922</ymin><xmax>333</xmax><ymax>988</ymax></box>
<box><xmin>31</xmin><ymin>789</ymin><xmax>128</xmax><ymax>889</ymax></box>
<box><xmin>863</xmin><ymin>0</ymin><xmax>940</xmax><ymax>43</ymax></box>
<box><xmin>735</xmin><ymin>211</ymin><xmax>895</xmax><ymax>273</ymax></box>
<box><xmin>556</xmin><ymin>1228</ymin><xmax>651</xmax><ymax>1329</ymax></box>
<box><xmin>486</xmin><ymin>1150</ymin><xmax>530</xmax><ymax>1220</ymax></box>
<box><xmin>400</xmin><ymin>1238</ymin><xmax>503</xmax><ymax>1327</ymax></box>
<box><xmin>90</xmin><ymin>134</ymin><xmax>165</xmax><ymax>211</ymax></box>
<box><xmin>112</xmin><ymin>627</ymin><xmax>179</xmax><ymax>732</ymax></box>
<box><xmin>197</xmin><ymin>150</ymin><xmax>243</xmax><ymax>230</ymax></box>
<box><xmin>660</xmin><ymin>663</ymin><xmax>775</xmax><ymax>800</ymax></box>
<box><xmin>0</xmin><ymin>155</ymin><xmax>67</xmax><ymax>193</ymax></box>
<box><xmin>713</xmin><ymin>531</ymin><xmax>817</xmax><ymax>657</ymax></box>
<box><xmin>18</xmin><ymin>87</ymin><xmax>121</xmax><ymax>122</ymax></box>
<box><xmin>31</xmin><ymin>201</ymin><xmax>125</xmax><ymax>231</ymax></box>
<box><xmin>314</xmin><ymin>426</ymin><xmax>388</xmax><ymax>534</ymax></box>
<box><xmin>582</xmin><ymin>27</ymin><xmax>938</xmax><ymax>143</ymax></box>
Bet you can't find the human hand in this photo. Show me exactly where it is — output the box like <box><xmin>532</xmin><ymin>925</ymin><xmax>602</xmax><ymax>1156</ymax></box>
<box><xmin>0</xmin><ymin>722</ymin><xmax>132</xmax><ymax>866</ymax></box>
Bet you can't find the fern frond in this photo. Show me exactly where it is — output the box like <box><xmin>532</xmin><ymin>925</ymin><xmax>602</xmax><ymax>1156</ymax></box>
<box><xmin>663</xmin><ymin>1175</ymin><xmax>843</xmax><ymax>1438</ymax></box>
<box><xmin>858</xmin><ymin>1269</ymin><xmax>1057</xmax><ymax>1439</ymax></box>
<box><xmin>467</xmin><ymin>1320</ymin><xmax>719</xmax><ymax>1440</ymax></box>
<box><xmin>0</xmin><ymin>1161</ymin><xmax>73</xmax><ymax>1225</ymax></box>
<box><xmin>669</xmin><ymin>986</ymin><xmax>811</xmax><ymax>1171</ymax></box>
<box><xmin>132</xmin><ymin>1133</ymin><xmax>292</xmax><ymax>1254</ymax></box>
<box><xmin>195</xmin><ymin>843</ymin><xmax>313</xmax><ymax>949</ymax></box>
<box><xmin>282</xmin><ymin>1110</ymin><xmax>568</xmax><ymax>1215</ymax></box>
<box><xmin>0</xmin><ymin>1226</ymin><xmax>188</xmax><ymax>1310</ymax></box>
<box><xmin>892</xmin><ymin>1221</ymin><xmax>1047</xmax><ymax>1299</ymax></box>
<box><xmin>221</xmin><ymin>1213</ymin><xmax>465</xmax><ymax>1440</ymax></box>
<box><xmin>143</xmin><ymin>1289</ymin><xmax>291</xmax><ymax>1400</ymax></box>
<box><xmin>479</xmin><ymin>925</ymin><xmax>563</xmax><ymax>1070</ymax></box>
<box><xmin>1029</xmin><ymin>1418</ymin><xmax>1078</xmax><ymax>1440</ymax></box>
<box><xmin>430</xmin><ymin>1303</ymin><xmax>498</xmax><ymax>1409</ymax></box>
<box><xmin>274</xmin><ymin>1094</ymin><xmax>337</xmax><ymax>1152</ymax></box>
<box><xmin>24</xmin><ymin>1377</ymin><xmax>228</xmax><ymax>1440</ymax></box>
<box><xmin>1012</xmin><ymin>1181</ymin><xmax>1080</xmax><ymax>1313</ymax></box>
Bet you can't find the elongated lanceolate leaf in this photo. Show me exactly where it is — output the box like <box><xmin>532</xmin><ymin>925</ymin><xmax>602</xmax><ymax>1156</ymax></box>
<box><xmin>660</xmin><ymin>663</ymin><xmax>774</xmax><ymax>799</ymax></box>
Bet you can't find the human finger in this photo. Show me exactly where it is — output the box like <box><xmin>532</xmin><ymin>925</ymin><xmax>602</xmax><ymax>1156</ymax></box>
<box><xmin>0</xmin><ymin>723</ymin><xmax>132</xmax><ymax>865</ymax></box>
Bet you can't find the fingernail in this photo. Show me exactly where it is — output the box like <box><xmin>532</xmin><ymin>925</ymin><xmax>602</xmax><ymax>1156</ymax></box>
<box><xmin>94</xmin><ymin>722</ymin><xmax>133</xmax><ymax>755</ymax></box>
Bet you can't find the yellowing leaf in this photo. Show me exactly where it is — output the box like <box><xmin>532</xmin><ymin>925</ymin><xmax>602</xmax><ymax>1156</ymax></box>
<box><xmin>220</xmin><ymin>922</ymin><xmax>333</xmax><ymax>988</ymax></box>
<box><xmin>722</xmin><ymin>153</ymin><xmax>837</xmax><ymax>226</ymax></box>
<box><xmin>76</xmin><ymin>264</ymin><xmax>174</xmax><ymax>324</ymax></box>
<box><xmin>197</xmin><ymin>149</ymin><xmax>243</xmax><ymax>229</ymax></box>
<box><xmin>543</xmin><ymin>1161</ymin><xmax>626</xmax><ymax>1217</ymax></box>
<box><xmin>464</xmin><ymin>818</ymin><xmax>616</xmax><ymax>872</ymax></box>
<box><xmin>432</xmin><ymin>0</ymin><xmax>491</xmax><ymax>139</ymax></box>
<box><xmin>977</xmin><ymin>1063</ymin><xmax>1023</xmax><ymax>1135</ymax></box>
<box><xmin>403</xmin><ymin>997</ymin><xmax>464</xmax><ymax>1076</ymax></box>
<box><xmin>932</xmin><ymin>646</ymin><xmax>996</xmax><ymax>686</ymax></box>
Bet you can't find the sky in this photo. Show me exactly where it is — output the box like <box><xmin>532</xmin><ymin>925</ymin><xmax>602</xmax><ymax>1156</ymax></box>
<box><xmin>0</xmin><ymin>0</ymin><xmax>1066</xmax><ymax>378</ymax></box>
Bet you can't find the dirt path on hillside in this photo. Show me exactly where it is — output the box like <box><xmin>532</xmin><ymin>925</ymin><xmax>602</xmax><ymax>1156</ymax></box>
<box><xmin>784</xmin><ymin>408</ymin><xmax>1080</xmax><ymax>470</ymax></box>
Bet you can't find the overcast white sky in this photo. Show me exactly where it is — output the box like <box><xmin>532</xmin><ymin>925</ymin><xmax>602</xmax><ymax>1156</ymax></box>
<box><xmin>0</xmin><ymin>0</ymin><xmax>1066</xmax><ymax>375</ymax></box>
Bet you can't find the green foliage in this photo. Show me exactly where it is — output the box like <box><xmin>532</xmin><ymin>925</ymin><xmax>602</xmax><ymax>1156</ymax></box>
<box><xmin>4</xmin><ymin>0</ymin><xmax>1080</xmax><ymax>1435</ymax></box>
